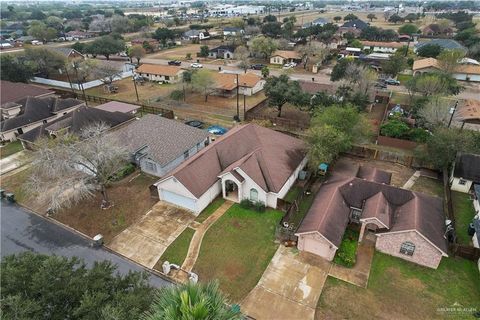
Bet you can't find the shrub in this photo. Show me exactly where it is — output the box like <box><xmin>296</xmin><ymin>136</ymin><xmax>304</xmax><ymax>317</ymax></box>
<box><xmin>408</xmin><ymin>127</ymin><xmax>430</xmax><ymax>143</ymax></box>
<box><xmin>111</xmin><ymin>163</ymin><xmax>136</xmax><ymax>181</ymax></box>
<box><xmin>170</xmin><ymin>89</ymin><xmax>184</xmax><ymax>101</ymax></box>
<box><xmin>240</xmin><ymin>199</ymin><xmax>266</xmax><ymax>212</ymax></box>
<box><xmin>254</xmin><ymin>201</ymin><xmax>266</xmax><ymax>212</ymax></box>
<box><xmin>380</xmin><ymin>119</ymin><xmax>411</xmax><ymax>139</ymax></box>
<box><xmin>240</xmin><ymin>199</ymin><xmax>253</xmax><ymax>209</ymax></box>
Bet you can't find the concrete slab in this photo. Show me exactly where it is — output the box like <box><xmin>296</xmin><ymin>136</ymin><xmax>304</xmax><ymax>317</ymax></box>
<box><xmin>108</xmin><ymin>201</ymin><xmax>195</xmax><ymax>269</ymax></box>
<box><xmin>241</xmin><ymin>246</ymin><xmax>331</xmax><ymax>320</ymax></box>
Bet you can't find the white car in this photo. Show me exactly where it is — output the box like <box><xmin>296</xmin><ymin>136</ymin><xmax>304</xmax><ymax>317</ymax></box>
<box><xmin>191</xmin><ymin>63</ymin><xmax>203</xmax><ymax>69</ymax></box>
<box><xmin>31</xmin><ymin>40</ymin><xmax>43</xmax><ymax>46</ymax></box>
<box><xmin>283</xmin><ymin>62</ymin><xmax>295</xmax><ymax>69</ymax></box>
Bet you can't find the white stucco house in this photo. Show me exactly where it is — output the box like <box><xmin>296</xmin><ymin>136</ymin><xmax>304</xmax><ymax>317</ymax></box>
<box><xmin>155</xmin><ymin>124</ymin><xmax>307</xmax><ymax>215</ymax></box>
<box><xmin>135</xmin><ymin>64</ymin><xmax>184</xmax><ymax>83</ymax></box>
<box><xmin>361</xmin><ymin>41</ymin><xmax>403</xmax><ymax>53</ymax></box>
<box><xmin>450</xmin><ymin>153</ymin><xmax>480</xmax><ymax>193</ymax></box>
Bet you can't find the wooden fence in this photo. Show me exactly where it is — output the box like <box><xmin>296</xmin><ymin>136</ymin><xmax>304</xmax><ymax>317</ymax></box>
<box><xmin>377</xmin><ymin>135</ymin><xmax>418</xmax><ymax>151</ymax></box>
<box><xmin>454</xmin><ymin>244</ymin><xmax>480</xmax><ymax>261</ymax></box>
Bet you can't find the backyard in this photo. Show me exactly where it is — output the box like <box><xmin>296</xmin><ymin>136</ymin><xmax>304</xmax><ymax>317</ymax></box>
<box><xmin>0</xmin><ymin>141</ymin><xmax>23</xmax><ymax>159</ymax></box>
<box><xmin>317</xmin><ymin>253</ymin><xmax>480</xmax><ymax>319</ymax></box>
<box><xmin>193</xmin><ymin>204</ymin><xmax>283</xmax><ymax>302</ymax></box>
<box><xmin>452</xmin><ymin>191</ymin><xmax>476</xmax><ymax>246</ymax></box>
<box><xmin>410</xmin><ymin>176</ymin><xmax>444</xmax><ymax>198</ymax></box>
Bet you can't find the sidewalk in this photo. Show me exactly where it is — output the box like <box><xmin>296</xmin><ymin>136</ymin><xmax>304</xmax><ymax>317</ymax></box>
<box><xmin>0</xmin><ymin>151</ymin><xmax>30</xmax><ymax>175</ymax></box>
<box><xmin>181</xmin><ymin>200</ymin><xmax>233</xmax><ymax>272</ymax></box>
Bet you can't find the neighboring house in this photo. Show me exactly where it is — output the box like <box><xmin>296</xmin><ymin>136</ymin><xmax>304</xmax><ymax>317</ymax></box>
<box><xmin>413</xmin><ymin>58</ymin><xmax>480</xmax><ymax>82</ymax></box>
<box><xmin>450</xmin><ymin>153</ymin><xmax>480</xmax><ymax>193</ymax></box>
<box><xmin>223</xmin><ymin>27</ymin><xmax>243</xmax><ymax>37</ymax></box>
<box><xmin>302</xmin><ymin>17</ymin><xmax>328</xmax><ymax>29</ymax></box>
<box><xmin>270</xmin><ymin>50</ymin><xmax>301</xmax><ymax>65</ymax></box>
<box><xmin>15</xmin><ymin>36</ymin><xmax>34</xmax><ymax>43</ymax></box>
<box><xmin>65</xmin><ymin>30</ymin><xmax>94</xmax><ymax>39</ymax></box>
<box><xmin>135</xmin><ymin>64</ymin><xmax>184</xmax><ymax>83</ymax></box>
<box><xmin>111</xmin><ymin>114</ymin><xmax>210</xmax><ymax>177</ymax></box>
<box><xmin>0</xmin><ymin>40</ymin><xmax>13</xmax><ymax>49</ymax></box>
<box><xmin>213</xmin><ymin>72</ymin><xmax>265</xmax><ymax>96</ymax></box>
<box><xmin>296</xmin><ymin>165</ymin><xmax>448</xmax><ymax>269</ymax></box>
<box><xmin>155</xmin><ymin>124</ymin><xmax>307</xmax><ymax>214</ymax></box>
<box><xmin>422</xmin><ymin>25</ymin><xmax>454</xmax><ymax>37</ymax></box>
<box><xmin>183</xmin><ymin>30</ymin><xmax>210</xmax><ymax>40</ymax></box>
<box><xmin>361</xmin><ymin>41</ymin><xmax>404</xmax><ymax>53</ymax></box>
<box><xmin>18</xmin><ymin>105</ymin><xmax>134</xmax><ymax>149</ymax></box>
<box><xmin>208</xmin><ymin>45</ymin><xmax>235</xmax><ymax>59</ymax></box>
<box><xmin>95</xmin><ymin>101</ymin><xmax>141</xmax><ymax>115</ymax></box>
<box><xmin>0</xmin><ymin>97</ymin><xmax>84</xmax><ymax>142</ymax></box>
<box><xmin>459</xmin><ymin>58</ymin><xmax>480</xmax><ymax>65</ymax></box>
<box><xmin>52</xmin><ymin>47</ymin><xmax>85</xmax><ymax>60</ymax></box>
<box><xmin>414</xmin><ymin>39</ymin><xmax>467</xmax><ymax>53</ymax></box>
<box><xmin>341</xmin><ymin>19</ymin><xmax>369</xmax><ymax>30</ymax></box>
<box><xmin>0</xmin><ymin>81</ymin><xmax>54</xmax><ymax>106</ymax></box>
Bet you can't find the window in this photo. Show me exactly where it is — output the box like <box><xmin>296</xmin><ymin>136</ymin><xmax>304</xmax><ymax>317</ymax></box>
<box><xmin>165</xmin><ymin>76</ymin><xmax>170</xmax><ymax>81</ymax></box>
<box><xmin>350</xmin><ymin>208</ymin><xmax>362</xmax><ymax>223</ymax></box>
<box><xmin>459</xmin><ymin>179</ymin><xmax>467</xmax><ymax>186</ymax></box>
<box><xmin>43</xmin><ymin>120</ymin><xmax>47</xmax><ymax>124</ymax></box>
<box><xmin>145</xmin><ymin>161</ymin><xmax>157</xmax><ymax>173</ymax></box>
<box><xmin>250</xmin><ymin>188</ymin><xmax>258</xmax><ymax>202</ymax></box>
<box><xmin>184</xmin><ymin>150</ymin><xmax>189</xmax><ymax>159</ymax></box>
<box><xmin>400</xmin><ymin>241</ymin><xmax>415</xmax><ymax>256</ymax></box>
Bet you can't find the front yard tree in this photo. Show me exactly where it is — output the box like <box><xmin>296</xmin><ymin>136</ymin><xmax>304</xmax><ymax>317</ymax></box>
<box><xmin>143</xmin><ymin>281</ymin><xmax>242</xmax><ymax>320</ymax></box>
<box><xmin>381</xmin><ymin>53</ymin><xmax>407</xmax><ymax>77</ymax></box>
<box><xmin>191</xmin><ymin>69</ymin><xmax>215</xmax><ymax>102</ymax></box>
<box><xmin>1</xmin><ymin>252</ymin><xmax>154</xmax><ymax>319</ymax></box>
<box><xmin>199</xmin><ymin>45</ymin><xmax>210</xmax><ymax>57</ymax></box>
<box><xmin>250</xmin><ymin>36</ymin><xmax>277</xmax><ymax>60</ymax></box>
<box><xmin>94</xmin><ymin>62</ymin><xmax>122</xmax><ymax>85</ymax></box>
<box><xmin>0</xmin><ymin>55</ymin><xmax>34</xmax><ymax>83</ymax></box>
<box><xmin>153</xmin><ymin>27</ymin><xmax>175</xmax><ymax>46</ymax></box>
<box><xmin>25</xmin><ymin>47</ymin><xmax>66</xmax><ymax>78</ymax></box>
<box><xmin>27</xmin><ymin>123</ymin><xmax>128</xmax><ymax>210</ymax></box>
<box><xmin>437</xmin><ymin>48</ymin><xmax>465</xmax><ymax>74</ymax></box>
<box><xmin>367</xmin><ymin>13</ymin><xmax>377</xmax><ymax>22</ymax></box>
<box><xmin>264</xmin><ymin>74</ymin><xmax>306</xmax><ymax>117</ymax></box>
<box><xmin>88</xmin><ymin>35</ymin><xmax>125</xmax><ymax>60</ymax></box>
<box><xmin>234</xmin><ymin>46</ymin><xmax>250</xmax><ymax>73</ymax></box>
<box><xmin>128</xmin><ymin>45</ymin><xmax>146</xmax><ymax>64</ymax></box>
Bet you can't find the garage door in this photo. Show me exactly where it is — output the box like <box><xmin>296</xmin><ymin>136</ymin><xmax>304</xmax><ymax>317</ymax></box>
<box><xmin>161</xmin><ymin>190</ymin><xmax>196</xmax><ymax>212</ymax></box>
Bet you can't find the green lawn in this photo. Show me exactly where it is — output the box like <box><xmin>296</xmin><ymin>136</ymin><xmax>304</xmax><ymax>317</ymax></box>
<box><xmin>193</xmin><ymin>204</ymin><xmax>283</xmax><ymax>302</ymax></box>
<box><xmin>289</xmin><ymin>191</ymin><xmax>316</xmax><ymax>229</ymax></box>
<box><xmin>452</xmin><ymin>191</ymin><xmax>476</xmax><ymax>245</ymax></box>
<box><xmin>396</xmin><ymin>74</ymin><xmax>412</xmax><ymax>85</ymax></box>
<box><xmin>156</xmin><ymin>227</ymin><xmax>195</xmax><ymax>266</ymax></box>
<box><xmin>410</xmin><ymin>176</ymin><xmax>444</xmax><ymax>198</ymax></box>
<box><xmin>0</xmin><ymin>141</ymin><xmax>23</xmax><ymax>159</ymax></box>
<box><xmin>333</xmin><ymin>228</ymin><xmax>359</xmax><ymax>268</ymax></box>
<box><xmin>317</xmin><ymin>253</ymin><xmax>480</xmax><ymax>319</ymax></box>
<box><xmin>195</xmin><ymin>197</ymin><xmax>225</xmax><ymax>223</ymax></box>
<box><xmin>284</xmin><ymin>186</ymin><xmax>302</xmax><ymax>203</ymax></box>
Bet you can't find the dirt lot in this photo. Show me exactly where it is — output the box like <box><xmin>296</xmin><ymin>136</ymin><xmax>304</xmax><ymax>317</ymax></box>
<box><xmin>146</xmin><ymin>42</ymin><xmax>223</xmax><ymax>62</ymax></box>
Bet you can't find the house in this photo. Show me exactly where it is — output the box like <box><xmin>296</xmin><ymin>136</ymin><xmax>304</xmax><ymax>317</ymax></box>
<box><xmin>183</xmin><ymin>30</ymin><xmax>210</xmax><ymax>41</ymax></box>
<box><xmin>18</xmin><ymin>105</ymin><xmax>134</xmax><ymax>149</ymax></box>
<box><xmin>450</xmin><ymin>153</ymin><xmax>480</xmax><ymax>193</ymax></box>
<box><xmin>213</xmin><ymin>72</ymin><xmax>265</xmax><ymax>96</ymax></box>
<box><xmin>341</xmin><ymin>19</ymin><xmax>369</xmax><ymax>30</ymax></box>
<box><xmin>0</xmin><ymin>81</ymin><xmax>54</xmax><ymax>106</ymax></box>
<box><xmin>413</xmin><ymin>58</ymin><xmax>480</xmax><ymax>82</ymax></box>
<box><xmin>111</xmin><ymin>114</ymin><xmax>210</xmax><ymax>177</ymax></box>
<box><xmin>52</xmin><ymin>47</ymin><xmax>85</xmax><ymax>60</ymax></box>
<box><xmin>270</xmin><ymin>50</ymin><xmax>301</xmax><ymax>65</ymax></box>
<box><xmin>361</xmin><ymin>41</ymin><xmax>404</xmax><ymax>53</ymax></box>
<box><xmin>155</xmin><ymin>124</ymin><xmax>307</xmax><ymax>214</ymax></box>
<box><xmin>223</xmin><ymin>27</ymin><xmax>243</xmax><ymax>37</ymax></box>
<box><xmin>414</xmin><ymin>39</ymin><xmax>467</xmax><ymax>53</ymax></box>
<box><xmin>454</xmin><ymin>99</ymin><xmax>480</xmax><ymax>128</ymax></box>
<box><xmin>65</xmin><ymin>30</ymin><xmax>94</xmax><ymax>39</ymax></box>
<box><xmin>0</xmin><ymin>97</ymin><xmax>84</xmax><ymax>142</ymax></box>
<box><xmin>296</xmin><ymin>165</ymin><xmax>448</xmax><ymax>269</ymax></box>
<box><xmin>208</xmin><ymin>45</ymin><xmax>235</xmax><ymax>59</ymax></box>
<box><xmin>302</xmin><ymin>17</ymin><xmax>328</xmax><ymax>29</ymax></box>
<box><xmin>95</xmin><ymin>101</ymin><xmax>141</xmax><ymax>115</ymax></box>
<box><xmin>135</xmin><ymin>64</ymin><xmax>184</xmax><ymax>83</ymax></box>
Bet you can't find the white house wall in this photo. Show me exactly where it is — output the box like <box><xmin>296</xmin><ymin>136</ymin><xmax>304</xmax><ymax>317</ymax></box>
<box><xmin>277</xmin><ymin>157</ymin><xmax>308</xmax><ymax>200</ymax></box>
<box><xmin>452</xmin><ymin>73</ymin><xmax>480</xmax><ymax>82</ymax></box>
<box><xmin>450</xmin><ymin>177</ymin><xmax>473</xmax><ymax>193</ymax></box>
<box><xmin>195</xmin><ymin>181</ymin><xmax>222</xmax><ymax>214</ymax></box>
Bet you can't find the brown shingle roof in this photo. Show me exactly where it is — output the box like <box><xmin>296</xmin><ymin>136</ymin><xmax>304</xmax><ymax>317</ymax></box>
<box><xmin>136</xmin><ymin>64</ymin><xmax>183</xmax><ymax>76</ymax></box>
<box><xmin>272</xmin><ymin>50</ymin><xmax>300</xmax><ymax>59</ymax></box>
<box><xmin>214</xmin><ymin>72</ymin><xmax>263</xmax><ymax>91</ymax></box>
<box><xmin>158</xmin><ymin>124</ymin><xmax>306</xmax><ymax>198</ymax></box>
<box><xmin>95</xmin><ymin>101</ymin><xmax>141</xmax><ymax>114</ymax></box>
<box><xmin>454</xmin><ymin>99</ymin><xmax>480</xmax><ymax>124</ymax></box>
<box><xmin>0</xmin><ymin>80</ymin><xmax>54</xmax><ymax>106</ymax></box>
<box><xmin>356</xmin><ymin>166</ymin><xmax>392</xmax><ymax>184</ymax></box>
<box><xmin>361</xmin><ymin>41</ymin><xmax>404</xmax><ymax>48</ymax></box>
<box><xmin>412</xmin><ymin>58</ymin><xmax>440</xmax><ymax>71</ymax></box>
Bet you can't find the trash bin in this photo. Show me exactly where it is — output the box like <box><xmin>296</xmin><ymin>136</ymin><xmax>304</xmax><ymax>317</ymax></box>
<box><xmin>5</xmin><ymin>193</ymin><xmax>15</xmax><ymax>203</ymax></box>
<box><xmin>0</xmin><ymin>189</ymin><xmax>5</xmax><ymax>199</ymax></box>
<box><xmin>218</xmin><ymin>66</ymin><xmax>222</xmax><ymax>71</ymax></box>
<box><xmin>468</xmin><ymin>222</ymin><xmax>475</xmax><ymax>236</ymax></box>
<box><xmin>93</xmin><ymin>234</ymin><xmax>104</xmax><ymax>247</ymax></box>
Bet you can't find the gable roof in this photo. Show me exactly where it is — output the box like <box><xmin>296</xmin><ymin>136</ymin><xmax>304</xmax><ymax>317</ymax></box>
<box><xmin>415</xmin><ymin>39</ymin><xmax>466</xmax><ymax>51</ymax></box>
<box><xmin>18</xmin><ymin>105</ymin><xmax>133</xmax><ymax>143</ymax></box>
<box><xmin>453</xmin><ymin>153</ymin><xmax>480</xmax><ymax>182</ymax></box>
<box><xmin>111</xmin><ymin>114</ymin><xmax>209</xmax><ymax>167</ymax></box>
<box><xmin>272</xmin><ymin>50</ymin><xmax>300</xmax><ymax>59</ymax></box>
<box><xmin>52</xmin><ymin>47</ymin><xmax>84</xmax><ymax>58</ymax></box>
<box><xmin>361</xmin><ymin>41</ymin><xmax>404</xmax><ymax>48</ymax></box>
<box><xmin>412</xmin><ymin>57</ymin><xmax>440</xmax><ymax>71</ymax></box>
<box><xmin>454</xmin><ymin>99</ymin><xmax>480</xmax><ymax>124</ymax></box>
<box><xmin>158</xmin><ymin>124</ymin><xmax>306</xmax><ymax>198</ymax></box>
<box><xmin>1</xmin><ymin>97</ymin><xmax>83</xmax><ymax>132</ymax></box>
<box><xmin>210</xmin><ymin>45</ymin><xmax>235</xmax><ymax>53</ymax></box>
<box><xmin>341</xmin><ymin>19</ymin><xmax>369</xmax><ymax>30</ymax></box>
<box><xmin>223</xmin><ymin>27</ymin><xmax>242</xmax><ymax>32</ymax></box>
<box><xmin>0</xmin><ymin>80</ymin><xmax>54</xmax><ymax>106</ymax></box>
<box><xmin>297</xmin><ymin>165</ymin><xmax>447</xmax><ymax>254</ymax></box>
<box><xmin>214</xmin><ymin>72</ymin><xmax>263</xmax><ymax>90</ymax></box>
<box><xmin>136</xmin><ymin>64</ymin><xmax>183</xmax><ymax>76</ymax></box>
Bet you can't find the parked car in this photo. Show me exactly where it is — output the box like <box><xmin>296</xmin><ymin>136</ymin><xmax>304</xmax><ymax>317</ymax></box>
<box><xmin>168</xmin><ymin>60</ymin><xmax>182</xmax><ymax>66</ymax></box>
<box><xmin>191</xmin><ymin>62</ymin><xmax>203</xmax><ymax>69</ymax></box>
<box><xmin>207</xmin><ymin>125</ymin><xmax>228</xmax><ymax>135</ymax></box>
<box><xmin>185</xmin><ymin>120</ymin><xmax>205</xmax><ymax>128</ymax></box>
<box><xmin>374</xmin><ymin>82</ymin><xmax>387</xmax><ymax>89</ymax></box>
<box><xmin>250</xmin><ymin>64</ymin><xmax>266</xmax><ymax>70</ymax></box>
<box><xmin>282</xmin><ymin>62</ymin><xmax>297</xmax><ymax>69</ymax></box>
<box><xmin>385</xmin><ymin>78</ymin><xmax>400</xmax><ymax>86</ymax></box>
<box><xmin>31</xmin><ymin>40</ymin><xmax>43</xmax><ymax>46</ymax></box>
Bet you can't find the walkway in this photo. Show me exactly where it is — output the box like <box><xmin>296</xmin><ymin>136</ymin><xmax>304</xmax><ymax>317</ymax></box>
<box><xmin>328</xmin><ymin>238</ymin><xmax>375</xmax><ymax>288</ymax></box>
<box><xmin>402</xmin><ymin>170</ymin><xmax>421</xmax><ymax>190</ymax></box>
<box><xmin>181</xmin><ymin>200</ymin><xmax>233</xmax><ymax>272</ymax></box>
<box><xmin>0</xmin><ymin>150</ymin><xmax>30</xmax><ymax>175</ymax></box>
<box><xmin>241</xmin><ymin>246</ymin><xmax>331</xmax><ymax>320</ymax></box>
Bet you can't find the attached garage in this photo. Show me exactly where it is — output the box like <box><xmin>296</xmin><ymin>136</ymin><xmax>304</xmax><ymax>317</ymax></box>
<box><xmin>160</xmin><ymin>190</ymin><xmax>196</xmax><ymax>212</ymax></box>
<box><xmin>296</xmin><ymin>232</ymin><xmax>337</xmax><ymax>261</ymax></box>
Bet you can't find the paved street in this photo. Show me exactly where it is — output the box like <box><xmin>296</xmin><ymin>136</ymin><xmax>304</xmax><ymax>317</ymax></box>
<box><xmin>0</xmin><ymin>201</ymin><xmax>172</xmax><ymax>287</ymax></box>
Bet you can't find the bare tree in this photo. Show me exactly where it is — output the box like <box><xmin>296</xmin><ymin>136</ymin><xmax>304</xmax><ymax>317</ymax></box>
<box><xmin>234</xmin><ymin>46</ymin><xmax>250</xmax><ymax>73</ymax></box>
<box><xmin>94</xmin><ymin>62</ymin><xmax>122</xmax><ymax>84</ymax></box>
<box><xmin>418</xmin><ymin>95</ymin><xmax>452</xmax><ymax>129</ymax></box>
<box><xmin>26</xmin><ymin>123</ymin><xmax>129</xmax><ymax>211</ymax></box>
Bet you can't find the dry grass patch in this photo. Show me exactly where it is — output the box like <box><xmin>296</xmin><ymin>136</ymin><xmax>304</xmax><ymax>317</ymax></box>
<box><xmin>410</xmin><ymin>176</ymin><xmax>444</xmax><ymax>198</ymax></box>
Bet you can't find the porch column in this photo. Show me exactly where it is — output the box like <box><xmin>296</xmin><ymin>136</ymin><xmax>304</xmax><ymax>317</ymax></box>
<box><xmin>359</xmin><ymin>222</ymin><xmax>366</xmax><ymax>242</ymax></box>
<box><xmin>221</xmin><ymin>179</ymin><xmax>226</xmax><ymax>199</ymax></box>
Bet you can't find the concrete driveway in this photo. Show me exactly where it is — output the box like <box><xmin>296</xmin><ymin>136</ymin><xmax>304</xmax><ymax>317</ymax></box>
<box><xmin>241</xmin><ymin>246</ymin><xmax>331</xmax><ymax>320</ymax></box>
<box><xmin>108</xmin><ymin>201</ymin><xmax>195</xmax><ymax>269</ymax></box>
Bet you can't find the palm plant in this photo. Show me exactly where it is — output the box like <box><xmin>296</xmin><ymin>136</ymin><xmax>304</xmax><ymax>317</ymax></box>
<box><xmin>143</xmin><ymin>281</ymin><xmax>243</xmax><ymax>320</ymax></box>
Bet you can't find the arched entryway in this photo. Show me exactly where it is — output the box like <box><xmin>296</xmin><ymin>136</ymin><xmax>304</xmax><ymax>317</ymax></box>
<box><xmin>359</xmin><ymin>221</ymin><xmax>384</xmax><ymax>242</ymax></box>
<box><xmin>224</xmin><ymin>180</ymin><xmax>239</xmax><ymax>202</ymax></box>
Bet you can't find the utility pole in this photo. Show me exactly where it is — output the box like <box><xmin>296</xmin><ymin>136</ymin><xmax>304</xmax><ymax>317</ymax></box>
<box><xmin>132</xmin><ymin>76</ymin><xmax>140</xmax><ymax>102</ymax></box>
<box><xmin>72</xmin><ymin>63</ymin><xmax>88</xmax><ymax>107</ymax></box>
<box><xmin>243</xmin><ymin>82</ymin><xmax>246</xmax><ymax>120</ymax></box>
<box><xmin>236</xmin><ymin>73</ymin><xmax>240</xmax><ymax>121</ymax></box>
<box><xmin>447</xmin><ymin>100</ymin><xmax>458</xmax><ymax>128</ymax></box>
<box><xmin>64</xmin><ymin>67</ymin><xmax>76</xmax><ymax>98</ymax></box>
